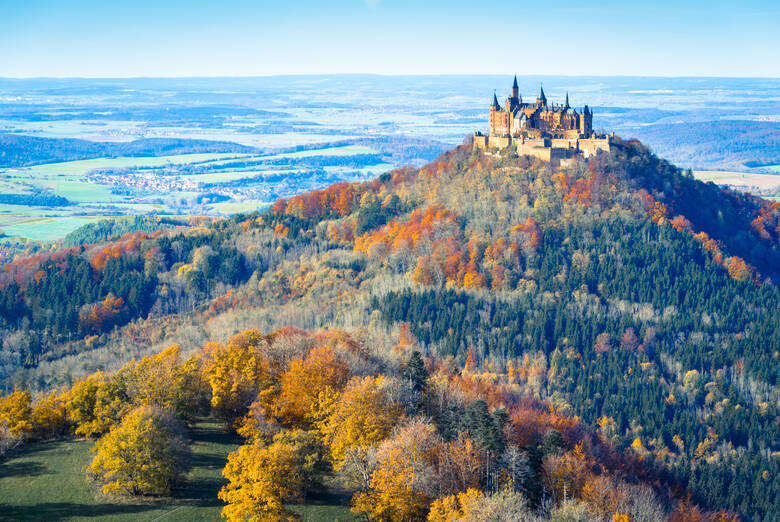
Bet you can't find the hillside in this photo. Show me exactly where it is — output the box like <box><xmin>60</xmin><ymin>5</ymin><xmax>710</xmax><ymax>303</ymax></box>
<box><xmin>0</xmin><ymin>134</ymin><xmax>260</xmax><ymax>168</ymax></box>
<box><xmin>1</xmin><ymin>137</ymin><xmax>779</xmax><ymax>520</ymax></box>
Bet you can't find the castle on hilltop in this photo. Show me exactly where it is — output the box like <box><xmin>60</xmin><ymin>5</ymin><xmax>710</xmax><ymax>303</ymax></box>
<box><xmin>474</xmin><ymin>76</ymin><xmax>612</xmax><ymax>165</ymax></box>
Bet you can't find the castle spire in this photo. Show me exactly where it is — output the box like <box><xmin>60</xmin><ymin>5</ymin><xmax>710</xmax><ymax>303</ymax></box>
<box><xmin>511</xmin><ymin>75</ymin><xmax>519</xmax><ymax>99</ymax></box>
<box><xmin>491</xmin><ymin>91</ymin><xmax>500</xmax><ymax>110</ymax></box>
<box><xmin>564</xmin><ymin>92</ymin><xmax>569</xmax><ymax>108</ymax></box>
<box><xmin>513</xmin><ymin>75</ymin><xmax>518</xmax><ymax>89</ymax></box>
<box><xmin>537</xmin><ymin>83</ymin><xmax>547</xmax><ymax>106</ymax></box>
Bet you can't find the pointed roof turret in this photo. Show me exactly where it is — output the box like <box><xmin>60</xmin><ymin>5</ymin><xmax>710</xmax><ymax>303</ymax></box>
<box><xmin>491</xmin><ymin>91</ymin><xmax>501</xmax><ymax>110</ymax></box>
<box><xmin>537</xmin><ymin>84</ymin><xmax>547</xmax><ymax>105</ymax></box>
<box><xmin>564</xmin><ymin>92</ymin><xmax>570</xmax><ymax>108</ymax></box>
<box><xmin>513</xmin><ymin>75</ymin><xmax>518</xmax><ymax>89</ymax></box>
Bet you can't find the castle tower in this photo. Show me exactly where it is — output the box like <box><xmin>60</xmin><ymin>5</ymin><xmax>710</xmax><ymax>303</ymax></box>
<box><xmin>580</xmin><ymin>105</ymin><xmax>592</xmax><ymax>135</ymax></box>
<box><xmin>536</xmin><ymin>84</ymin><xmax>547</xmax><ymax>107</ymax></box>
<box><xmin>512</xmin><ymin>75</ymin><xmax>519</xmax><ymax>99</ymax></box>
<box><xmin>490</xmin><ymin>92</ymin><xmax>502</xmax><ymax>136</ymax></box>
<box><xmin>564</xmin><ymin>92</ymin><xmax>569</xmax><ymax>109</ymax></box>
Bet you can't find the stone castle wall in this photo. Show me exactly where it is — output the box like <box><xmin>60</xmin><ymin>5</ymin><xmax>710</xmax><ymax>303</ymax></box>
<box><xmin>474</xmin><ymin>132</ymin><xmax>612</xmax><ymax>166</ymax></box>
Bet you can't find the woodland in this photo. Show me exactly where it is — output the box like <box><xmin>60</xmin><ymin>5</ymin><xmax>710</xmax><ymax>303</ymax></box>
<box><xmin>1</xmin><ymin>137</ymin><xmax>779</xmax><ymax>521</ymax></box>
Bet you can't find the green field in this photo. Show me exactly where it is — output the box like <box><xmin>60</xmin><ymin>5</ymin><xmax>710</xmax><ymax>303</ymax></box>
<box><xmin>0</xmin><ymin>419</ymin><xmax>354</xmax><ymax>521</ymax></box>
<box><xmin>0</xmin><ymin>144</ymin><xmax>387</xmax><ymax>241</ymax></box>
<box><xmin>1</xmin><ymin>217</ymin><xmax>106</xmax><ymax>242</ymax></box>
<box><xmin>693</xmin><ymin>170</ymin><xmax>780</xmax><ymax>189</ymax></box>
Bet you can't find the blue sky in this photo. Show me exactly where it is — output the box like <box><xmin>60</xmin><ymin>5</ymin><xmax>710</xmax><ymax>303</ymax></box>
<box><xmin>1</xmin><ymin>0</ymin><xmax>778</xmax><ymax>77</ymax></box>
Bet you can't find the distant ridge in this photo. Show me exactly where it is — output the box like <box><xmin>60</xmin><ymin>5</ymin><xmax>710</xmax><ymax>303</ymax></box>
<box><xmin>0</xmin><ymin>133</ymin><xmax>259</xmax><ymax>168</ymax></box>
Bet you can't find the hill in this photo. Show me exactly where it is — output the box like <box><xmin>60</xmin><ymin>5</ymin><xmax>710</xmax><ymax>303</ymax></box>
<box><xmin>1</xmin><ymin>137</ymin><xmax>778</xmax><ymax>520</ymax></box>
<box><xmin>0</xmin><ymin>134</ymin><xmax>261</xmax><ymax>168</ymax></box>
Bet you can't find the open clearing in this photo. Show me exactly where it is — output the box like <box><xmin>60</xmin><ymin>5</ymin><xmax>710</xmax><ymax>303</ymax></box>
<box><xmin>0</xmin><ymin>419</ymin><xmax>354</xmax><ymax>521</ymax></box>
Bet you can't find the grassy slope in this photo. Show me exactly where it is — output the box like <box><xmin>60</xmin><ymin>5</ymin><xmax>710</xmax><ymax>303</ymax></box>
<box><xmin>0</xmin><ymin>419</ymin><xmax>353</xmax><ymax>521</ymax></box>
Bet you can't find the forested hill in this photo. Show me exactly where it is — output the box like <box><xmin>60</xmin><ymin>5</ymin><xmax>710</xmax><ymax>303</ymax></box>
<box><xmin>0</xmin><ymin>134</ymin><xmax>259</xmax><ymax>168</ymax></box>
<box><xmin>1</xmin><ymin>137</ymin><xmax>779</xmax><ymax>520</ymax></box>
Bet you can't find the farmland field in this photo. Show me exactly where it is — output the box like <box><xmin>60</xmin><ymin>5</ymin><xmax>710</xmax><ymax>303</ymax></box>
<box><xmin>0</xmin><ymin>419</ymin><xmax>354</xmax><ymax>522</ymax></box>
<box><xmin>0</xmin><ymin>145</ymin><xmax>389</xmax><ymax>241</ymax></box>
<box><xmin>693</xmin><ymin>170</ymin><xmax>780</xmax><ymax>189</ymax></box>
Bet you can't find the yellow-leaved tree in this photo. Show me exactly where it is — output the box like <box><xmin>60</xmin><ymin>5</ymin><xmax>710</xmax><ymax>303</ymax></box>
<box><xmin>274</xmin><ymin>344</ymin><xmax>350</xmax><ymax>427</ymax></box>
<box><xmin>30</xmin><ymin>389</ymin><xmax>70</xmax><ymax>440</ymax></box>
<box><xmin>428</xmin><ymin>488</ymin><xmax>485</xmax><ymax>521</ymax></box>
<box><xmin>321</xmin><ymin>375</ymin><xmax>398</xmax><ymax>471</ymax></box>
<box><xmin>84</xmin><ymin>405</ymin><xmax>186</xmax><ymax>497</ymax></box>
<box><xmin>428</xmin><ymin>487</ymin><xmax>530</xmax><ymax>521</ymax></box>
<box><xmin>204</xmin><ymin>331</ymin><xmax>270</xmax><ymax>429</ymax></box>
<box><xmin>0</xmin><ymin>390</ymin><xmax>33</xmax><ymax>438</ymax></box>
<box><xmin>219</xmin><ymin>429</ymin><xmax>328</xmax><ymax>522</ymax></box>
<box><xmin>116</xmin><ymin>344</ymin><xmax>206</xmax><ymax>419</ymax></box>
<box><xmin>352</xmin><ymin>419</ymin><xmax>438</xmax><ymax>522</ymax></box>
<box><xmin>67</xmin><ymin>371</ymin><xmax>129</xmax><ymax>437</ymax></box>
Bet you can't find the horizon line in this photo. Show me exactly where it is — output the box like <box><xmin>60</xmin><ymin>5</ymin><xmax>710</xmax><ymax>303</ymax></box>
<box><xmin>2</xmin><ymin>73</ymin><xmax>780</xmax><ymax>81</ymax></box>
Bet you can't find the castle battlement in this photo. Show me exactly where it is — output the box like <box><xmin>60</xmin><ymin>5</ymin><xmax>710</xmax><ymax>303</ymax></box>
<box><xmin>473</xmin><ymin>76</ymin><xmax>612</xmax><ymax>166</ymax></box>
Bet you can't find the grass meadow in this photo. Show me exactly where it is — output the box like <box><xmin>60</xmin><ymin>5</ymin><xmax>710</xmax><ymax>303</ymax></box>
<box><xmin>0</xmin><ymin>419</ymin><xmax>354</xmax><ymax>521</ymax></box>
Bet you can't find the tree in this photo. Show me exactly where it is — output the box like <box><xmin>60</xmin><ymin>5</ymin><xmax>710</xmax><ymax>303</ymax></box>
<box><xmin>204</xmin><ymin>331</ymin><xmax>270</xmax><ymax>429</ymax></box>
<box><xmin>117</xmin><ymin>344</ymin><xmax>206</xmax><ymax>421</ymax></box>
<box><xmin>274</xmin><ymin>345</ymin><xmax>350</xmax><ymax>427</ymax></box>
<box><xmin>352</xmin><ymin>419</ymin><xmax>438</xmax><ymax>521</ymax></box>
<box><xmin>428</xmin><ymin>488</ymin><xmax>485</xmax><ymax>521</ymax></box>
<box><xmin>0</xmin><ymin>390</ymin><xmax>33</xmax><ymax>438</ymax></box>
<box><xmin>542</xmin><ymin>429</ymin><xmax>565</xmax><ymax>456</ymax></box>
<box><xmin>321</xmin><ymin>375</ymin><xmax>398</xmax><ymax>470</ymax></box>
<box><xmin>500</xmin><ymin>445</ymin><xmax>530</xmax><ymax>493</ymax></box>
<box><xmin>67</xmin><ymin>372</ymin><xmax>129</xmax><ymax>437</ymax></box>
<box><xmin>219</xmin><ymin>429</ymin><xmax>327</xmax><ymax>522</ymax></box>
<box><xmin>30</xmin><ymin>389</ymin><xmax>70</xmax><ymax>440</ymax></box>
<box><xmin>84</xmin><ymin>406</ymin><xmax>187</xmax><ymax>497</ymax></box>
<box><xmin>436</xmin><ymin>433</ymin><xmax>483</xmax><ymax>496</ymax></box>
<box><xmin>402</xmin><ymin>350</ymin><xmax>429</xmax><ymax>414</ymax></box>
<box><xmin>543</xmin><ymin>443</ymin><xmax>589</xmax><ymax>505</ymax></box>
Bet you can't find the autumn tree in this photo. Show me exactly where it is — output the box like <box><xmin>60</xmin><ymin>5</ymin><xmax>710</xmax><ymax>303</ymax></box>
<box><xmin>203</xmin><ymin>330</ymin><xmax>270</xmax><ymax>429</ymax></box>
<box><xmin>0</xmin><ymin>390</ymin><xmax>33</xmax><ymax>439</ymax></box>
<box><xmin>429</xmin><ymin>487</ymin><xmax>531</xmax><ymax>522</ymax></box>
<box><xmin>321</xmin><ymin>375</ymin><xmax>398</xmax><ymax>471</ymax></box>
<box><xmin>219</xmin><ymin>429</ymin><xmax>327</xmax><ymax>521</ymax></box>
<box><xmin>85</xmin><ymin>406</ymin><xmax>187</xmax><ymax>497</ymax></box>
<box><xmin>30</xmin><ymin>389</ymin><xmax>70</xmax><ymax>440</ymax></box>
<box><xmin>274</xmin><ymin>345</ymin><xmax>350</xmax><ymax>427</ymax></box>
<box><xmin>352</xmin><ymin>419</ymin><xmax>439</xmax><ymax>521</ymax></box>
<box><xmin>435</xmin><ymin>433</ymin><xmax>483</xmax><ymax>496</ymax></box>
<box><xmin>543</xmin><ymin>443</ymin><xmax>589</xmax><ymax>505</ymax></box>
<box><xmin>68</xmin><ymin>372</ymin><xmax>129</xmax><ymax>437</ymax></box>
<box><xmin>116</xmin><ymin>344</ymin><xmax>206</xmax><ymax>421</ymax></box>
<box><xmin>428</xmin><ymin>488</ymin><xmax>485</xmax><ymax>521</ymax></box>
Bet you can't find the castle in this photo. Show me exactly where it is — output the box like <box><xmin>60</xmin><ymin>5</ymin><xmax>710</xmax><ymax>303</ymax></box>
<box><xmin>474</xmin><ymin>76</ymin><xmax>612</xmax><ymax>165</ymax></box>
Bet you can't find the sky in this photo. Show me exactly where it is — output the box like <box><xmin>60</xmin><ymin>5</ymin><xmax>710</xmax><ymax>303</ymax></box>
<box><xmin>1</xmin><ymin>0</ymin><xmax>779</xmax><ymax>78</ymax></box>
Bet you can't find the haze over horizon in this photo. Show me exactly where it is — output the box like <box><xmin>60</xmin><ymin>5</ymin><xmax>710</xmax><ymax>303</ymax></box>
<box><xmin>2</xmin><ymin>0</ymin><xmax>779</xmax><ymax>78</ymax></box>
